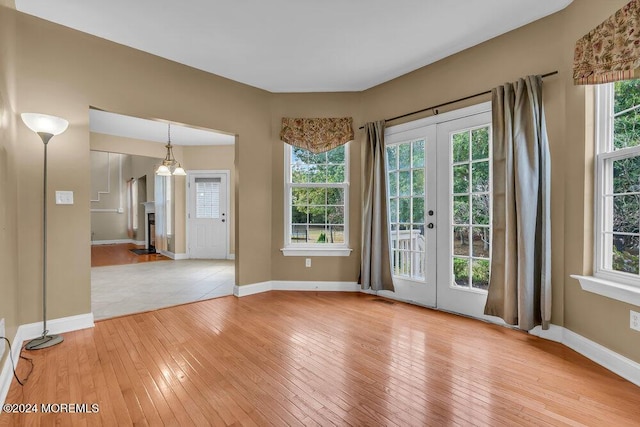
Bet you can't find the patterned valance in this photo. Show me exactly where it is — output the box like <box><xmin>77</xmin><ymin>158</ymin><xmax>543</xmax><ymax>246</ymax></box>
<box><xmin>573</xmin><ymin>0</ymin><xmax>640</xmax><ymax>85</ymax></box>
<box><xmin>280</xmin><ymin>117</ymin><xmax>354</xmax><ymax>154</ymax></box>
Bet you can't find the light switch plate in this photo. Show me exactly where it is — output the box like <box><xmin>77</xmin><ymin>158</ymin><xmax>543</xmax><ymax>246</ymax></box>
<box><xmin>55</xmin><ymin>191</ymin><xmax>74</xmax><ymax>205</ymax></box>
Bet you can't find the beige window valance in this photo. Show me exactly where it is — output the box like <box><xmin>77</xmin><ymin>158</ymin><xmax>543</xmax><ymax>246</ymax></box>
<box><xmin>280</xmin><ymin>117</ymin><xmax>354</xmax><ymax>154</ymax></box>
<box><xmin>573</xmin><ymin>0</ymin><xmax>640</xmax><ymax>85</ymax></box>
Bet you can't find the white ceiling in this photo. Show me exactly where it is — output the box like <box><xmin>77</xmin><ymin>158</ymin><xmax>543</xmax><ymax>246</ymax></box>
<box><xmin>89</xmin><ymin>109</ymin><xmax>235</xmax><ymax>146</ymax></box>
<box><xmin>16</xmin><ymin>0</ymin><xmax>573</xmax><ymax>93</ymax></box>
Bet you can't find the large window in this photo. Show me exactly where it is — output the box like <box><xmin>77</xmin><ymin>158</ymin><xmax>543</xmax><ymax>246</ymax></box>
<box><xmin>595</xmin><ymin>79</ymin><xmax>640</xmax><ymax>287</ymax></box>
<box><xmin>283</xmin><ymin>144</ymin><xmax>350</xmax><ymax>255</ymax></box>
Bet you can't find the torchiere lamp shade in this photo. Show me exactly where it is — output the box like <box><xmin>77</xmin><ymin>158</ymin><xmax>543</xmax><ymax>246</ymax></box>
<box><xmin>21</xmin><ymin>113</ymin><xmax>69</xmax><ymax>136</ymax></box>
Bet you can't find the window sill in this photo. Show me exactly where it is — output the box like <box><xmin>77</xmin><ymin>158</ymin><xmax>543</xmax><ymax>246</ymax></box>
<box><xmin>281</xmin><ymin>247</ymin><xmax>353</xmax><ymax>257</ymax></box>
<box><xmin>571</xmin><ymin>274</ymin><xmax>640</xmax><ymax>307</ymax></box>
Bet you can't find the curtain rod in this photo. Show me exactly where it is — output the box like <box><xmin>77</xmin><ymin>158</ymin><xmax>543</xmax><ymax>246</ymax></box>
<box><xmin>358</xmin><ymin>70</ymin><xmax>558</xmax><ymax>130</ymax></box>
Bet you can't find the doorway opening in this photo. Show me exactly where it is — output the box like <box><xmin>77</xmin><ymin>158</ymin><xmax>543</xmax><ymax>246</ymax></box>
<box><xmin>89</xmin><ymin>108</ymin><xmax>236</xmax><ymax>320</ymax></box>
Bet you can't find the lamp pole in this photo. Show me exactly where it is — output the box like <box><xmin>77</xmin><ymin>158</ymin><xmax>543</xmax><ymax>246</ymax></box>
<box><xmin>21</xmin><ymin>113</ymin><xmax>68</xmax><ymax>350</ymax></box>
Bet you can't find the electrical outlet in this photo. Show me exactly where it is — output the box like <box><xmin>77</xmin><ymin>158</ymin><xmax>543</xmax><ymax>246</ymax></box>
<box><xmin>0</xmin><ymin>318</ymin><xmax>5</xmax><ymax>359</ymax></box>
<box><xmin>631</xmin><ymin>310</ymin><xmax>640</xmax><ymax>332</ymax></box>
<box><xmin>305</xmin><ymin>258</ymin><xmax>311</xmax><ymax>268</ymax></box>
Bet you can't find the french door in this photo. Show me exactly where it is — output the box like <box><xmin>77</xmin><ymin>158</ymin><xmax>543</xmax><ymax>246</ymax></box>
<box><xmin>384</xmin><ymin>103</ymin><xmax>499</xmax><ymax>321</ymax></box>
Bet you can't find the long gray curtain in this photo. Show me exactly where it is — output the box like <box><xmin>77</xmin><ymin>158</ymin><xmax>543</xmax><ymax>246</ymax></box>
<box><xmin>360</xmin><ymin>121</ymin><xmax>394</xmax><ymax>291</ymax></box>
<box><xmin>484</xmin><ymin>75</ymin><xmax>551</xmax><ymax>330</ymax></box>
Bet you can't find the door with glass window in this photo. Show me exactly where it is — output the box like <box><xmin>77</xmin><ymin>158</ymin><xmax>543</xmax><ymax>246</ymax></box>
<box><xmin>435</xmin><ymin>113</ymin><xmax>493</xmax><ymax>318</ymax></box>
<box><xmin>188</xmin><ymin>172</ymin><xmax>228</xmax><ymax>259</ymax></box>
<box><xmin>385</xmin><ymin>126</ymin><xmax>438</xmax><ymax>307</ymax></box>
<box><xmin>385</xmin><ymin>105</ymin><xmax>495</xmax><ymax>319</ymax></box>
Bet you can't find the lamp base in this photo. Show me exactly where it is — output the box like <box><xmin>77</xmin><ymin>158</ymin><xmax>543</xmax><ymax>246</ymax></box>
<box><xmin>25</xmin><ymin>334</ymin><xmax>63</xmax><ymax>350</ymax></box>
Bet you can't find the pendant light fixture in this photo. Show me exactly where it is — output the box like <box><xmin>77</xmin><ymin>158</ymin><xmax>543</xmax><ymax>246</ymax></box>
<box><xmin>156</xmin><ymin>123</ymin><xmax>186</xmax><ymax>176</ymax></box>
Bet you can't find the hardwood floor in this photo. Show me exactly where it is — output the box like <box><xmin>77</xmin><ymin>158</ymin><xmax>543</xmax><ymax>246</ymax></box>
<box><xmin>91</xmin><ymin>243</ymin><xmax>171</xmax><ymax>267</ymax></box>
<box><xmin>2</xmin><ymin>292</ymin><xmax>639</xmax><ymax>426</ymax></box>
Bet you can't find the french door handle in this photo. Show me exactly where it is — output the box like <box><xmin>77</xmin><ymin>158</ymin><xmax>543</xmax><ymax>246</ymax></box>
<box><xmin>428</xmin><ymin>210</ymin><xmax>434</xmax><ymax>216</ymax></box>
<box><xmin>427</xmin><ymin>223</ymin><xmax>434</xmax><ymax>229</ymax></box>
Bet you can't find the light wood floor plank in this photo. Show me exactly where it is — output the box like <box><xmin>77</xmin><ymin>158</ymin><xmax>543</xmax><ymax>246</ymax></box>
<box><xmin>2</xmin><ymin>292</ymin><xmax>640</xmax><ymax>426</ymax></box>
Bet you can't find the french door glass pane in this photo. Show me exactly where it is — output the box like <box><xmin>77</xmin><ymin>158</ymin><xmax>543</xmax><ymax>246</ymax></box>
<box><xmin>450</xmin><ymin>126</ymin><xmax>491</xmax><ymax>291</ymax></box>
<box><xmin>387</xmin><ymin>139</ymin><xmax>426</xmax><ymax>281</ymax></box>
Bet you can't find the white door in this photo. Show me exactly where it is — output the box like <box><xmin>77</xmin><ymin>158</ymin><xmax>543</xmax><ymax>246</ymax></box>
<box><xmin>384</xmin><ymin>103</ymin><xmax>500</xmax><ymax>321</ymax></box>
<box><xmin>435</xmin><ymin>112</ymin><xmax>496</xmax><ymax>320</ymax></box>
<box><xmin>188</xmin><ymin>172</ymin><xmax>228</xmax><ymax>259</ymax></box>
<box><xmin>383</xmin><ymin>125</ymin><xmax>437</xmax><ymax>307</ymax></box>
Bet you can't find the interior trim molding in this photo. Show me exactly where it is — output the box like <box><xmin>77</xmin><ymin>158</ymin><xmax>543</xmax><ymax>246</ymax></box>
<box><xmin>158</xmin><ymin>250</ymin><xmax>188</xmax><ymax>260</ymax></box>
<box><xmin>529</xmin><ymin>324</ymin><xmax>640</xmax><ymax>388</ymax></box>
<box><xmin>234</xmin><ymin>281</ymin><xmax>272</xmax><ymax>297</ymax></box>
<box><xmin>92</xmin><ymin>239</ymin><xmax>135</xmax><ymax>245</ymax></box>
<box><xmin>0</xmin><ymin>313</ymin><xmax>95</xmax><ymax>407</ymax></box>
<box><xmin>234</xmin><ymin>280</ymin><xmax>360</xmax><ymax>297</ymax></box>
<box><xmin>272</xmin><ymin>281</ymin><xmax>360</xmax><ymax>292</ymax></box>
<box><xmin>571</xmin><ymin>274</ymin><xmax>640</xmax><ymax>307</ymax></box>
<box><xmin>0</xmin><ymin>329</ymin><xmax>23</xmax><ymax>410</ymax></box>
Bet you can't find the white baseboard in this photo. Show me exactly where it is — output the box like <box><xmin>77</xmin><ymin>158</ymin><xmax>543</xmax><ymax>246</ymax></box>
<box><xmin>91</xmin><ymin>239</ymin><xmax>133</xmax><ymax>245</ymax></box>
<box><xmin>234</xmin><ymin>281</ymin><xmax>272</xmax><ymax>297</ymax></box>
<box><xmin>227</xmin><ymin>253</ymin><xmax>236</xmax><ymax>260</ymax></box>
<box><xmin>0</xmin><ymin>329</ymin><xmax>23</xmax><ymax>412</ymax></box>
<box><xmin>157</xmin><ymin>250</ymin><xmax>188</xmax><ymax>260</ymax></box>
<box><xmin>0</xmin><ymin>313</ymin><xmax>95</xmax><ymax>407</ymax></box>
<box><xmin>272</xmin><ymin>281</ymin><xmax>360</xmax><ymax>292</ymax></box>
<box><xmin>530</xmin><ymin>325</ymin><xmax>640</xmax><ymax>388</ymax></box>
<box><xmin>18</xmin><ymin>313</ymin><xmax>95</xmax><ymax>341</ymax></box>
<box><xmin>234</xmin><ymin>280</ymin><xmax>359</xmax><ymax>297</ymax></box>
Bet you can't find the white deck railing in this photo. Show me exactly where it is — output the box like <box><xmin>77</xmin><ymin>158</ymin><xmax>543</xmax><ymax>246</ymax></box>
<box><xmin>390</xmin><ymin>229</ymin><xmax>425</xmax><ymax>278</ymax></box>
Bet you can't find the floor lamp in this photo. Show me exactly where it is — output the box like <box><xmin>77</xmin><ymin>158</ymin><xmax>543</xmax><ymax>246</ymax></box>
<box><xmin>21</xmin><ymin>113</ymin><xmax>69</xmax><ymax>350</ymax></box>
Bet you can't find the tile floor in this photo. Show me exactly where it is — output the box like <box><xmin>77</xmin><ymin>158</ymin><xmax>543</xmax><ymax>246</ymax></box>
<box><xmin>91</xmin><ymin>259</ymin><xmax>235</xmax><ymax>320</ymax></box>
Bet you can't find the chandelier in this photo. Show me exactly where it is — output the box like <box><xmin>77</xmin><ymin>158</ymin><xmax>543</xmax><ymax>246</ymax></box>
<box><xmin>156</xmin><ymin>123</ymin><xmax>186</xmax><ymax>176</ymax></box>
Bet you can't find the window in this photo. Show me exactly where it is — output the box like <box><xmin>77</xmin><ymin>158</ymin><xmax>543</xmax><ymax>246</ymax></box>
<box><xmin>595</xmin><ymin>79</ymin><xmax>640</xmax><ymax>287</ymax></box>
<box><xmin>127</xmin><ymin>178</ymin><xmax>138</xmax><ymax>232</ymax></box>
<box><xmin>195</xmin><ymin>177</ymin><xmax>221</xmax><ymax>219</ymax></box>
<box><xmin>166</xmin><ymin>176</ymin><xmax>173</xmax><ymax>236</ymax></box>
<box><xmin>283</xmin><ymin>144</ymin><xmax>351</xmax><ymax>256</ymax></box>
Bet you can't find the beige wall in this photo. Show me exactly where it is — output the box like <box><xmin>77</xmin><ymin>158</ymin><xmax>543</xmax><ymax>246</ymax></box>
<box><xmin>2</xmin><ymin>0</ymin><xmax>640</xmax><ymax>366</ymax></box>
<box><xmin>270</xmin><ymin>93</ymin><xmax>363</xmax><ymax>281</ymax></box>
<box><xmin>560</xmin><ymin>0</ymin><xmax>640</xmax><ymax>362</ymax></box>
<box><xmin>10</xmin><ymin>6</ymin><xmax>271</xmax><ymax>329</ymax></box>
<box><xmin>130</xmin><ymin>156</ymin><xmax>155</xmax><ymax>239</ymax></box>
<box><xmin>90</xmin><ymin>151</ymin><xmax>130</xmax><ymax>241</ymax></box>
<box><xmin>0</xmin><ymin>6</ymin><xmax>18</xmax><ymax>362</ymax></box>
<box><xmin>89</xmin><ymin>151</ymin><xmax>158</xmax><ymax>243</ymax></box>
